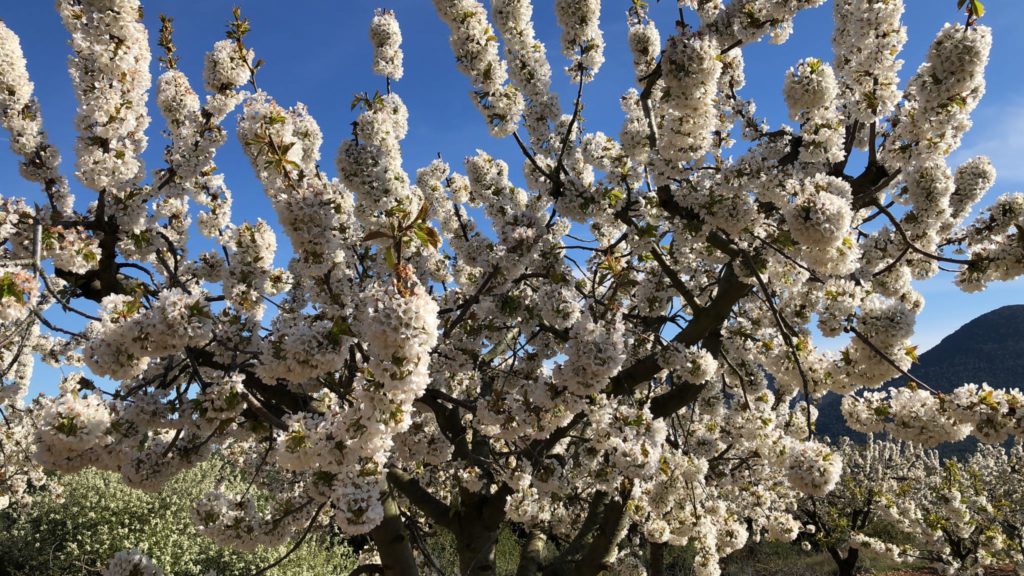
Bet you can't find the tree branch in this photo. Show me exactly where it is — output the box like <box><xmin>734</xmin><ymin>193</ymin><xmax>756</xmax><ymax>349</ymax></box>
<box><xmin>370</xmin><ymin>492</ymin><xmax>420</xmax><ymax>576</ymax></box>
<box><xmin>608</xmin><ymin>263</ymin><xmax>750</xmax><ymax>400</ymax></box>
<box><xmin>252</xmin><ymin>502</ymin><xmax>326</xmax><ymax>576</ymax></box>
<box><xmin>516</xmin><ymin>530</ymin><xmax>547</xmax><ymax>576</ymax></box>
<box><xmin>386</xmin><ymin>467</ymin><xmax>454</xmax><ymax>530</ymax></box>
<box><xmin>574</xmin><ymin>484</ymin><xmax>634</xmax><ymax>576</ymax></box>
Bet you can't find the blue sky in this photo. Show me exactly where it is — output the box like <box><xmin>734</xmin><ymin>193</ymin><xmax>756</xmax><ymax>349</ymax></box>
<box><xmin>2</xmin><ymin>1</ymin><xmax>1022</xmax><ymax>396</ymax></box>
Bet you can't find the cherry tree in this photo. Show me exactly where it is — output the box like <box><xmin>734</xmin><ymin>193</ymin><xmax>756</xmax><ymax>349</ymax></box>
<box><xmin>898</xmin><ymin>448</ymin><xmax>1006</xmax><ymax>575</ymax></box>
<box><xmin>0</xmin><ymin>0</ymin><xmax>1021</xmax><ymax>574</ymax></box>
<box><xmin>971</xmin><ymin>444</ymin><xmax>1024</xmax><ymax>574</ymax></box>
<box><xmin>804</xmin><ymin>439</ymin><xmax>1016</xmax><ymax>576</ymax></box>
<box><xmin>795</xmin><ymin>437</ymin><xmax>923</xmax><ymax>576</ymax></box>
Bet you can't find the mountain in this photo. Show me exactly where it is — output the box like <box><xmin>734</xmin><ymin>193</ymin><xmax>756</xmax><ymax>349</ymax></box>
<box><xmin>816</xmin><ymin>305</ymin><xmax>1024</xmax><ymax>445</ymax></box>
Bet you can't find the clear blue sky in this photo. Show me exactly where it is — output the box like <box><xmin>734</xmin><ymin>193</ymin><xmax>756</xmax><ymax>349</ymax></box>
<box><xmin>2</xmin><ymin>1</ymin><xmax>1022</xmax><ymax>396</ymax></box>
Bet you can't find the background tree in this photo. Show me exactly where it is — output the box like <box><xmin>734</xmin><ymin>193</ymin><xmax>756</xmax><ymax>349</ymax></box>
<box><xmin>0</xmin><ymin>460</ymin><xmax>356</xmax><ymax>576</ymax></box>
<box><xmin>796</xmin><ymin>437</ymin><xmax>922</xmax><ymax>576</ymax></box>
<box><xmin>896</xmin><ymin>450</ymin><xmax>1007</xmax><ymax>575</ymax></box>
<box><xmin>971</xmin><ymin>444</ymin><xmax>1024</xmax><ymax>575</ymax></box>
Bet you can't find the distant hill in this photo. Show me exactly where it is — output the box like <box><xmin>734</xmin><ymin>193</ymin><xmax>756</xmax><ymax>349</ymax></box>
<box><xmin>816</xmin><ymin>305</ymin><xmax>1024</xmax><ymax>447</ymax></box>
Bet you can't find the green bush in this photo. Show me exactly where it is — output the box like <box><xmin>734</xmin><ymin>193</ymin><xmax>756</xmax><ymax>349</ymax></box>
<box><xmin>422</xmin><ymin>525</ymin><xmax>522</xmax><ymax>575</ymax></box>
<box><xmin>0</xmin><ymin>462</ymin><xmax>355</xmax><ymax>576</ymax></box>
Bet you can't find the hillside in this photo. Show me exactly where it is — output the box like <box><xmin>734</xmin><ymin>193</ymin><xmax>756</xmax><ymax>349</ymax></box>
<box><xmin>816</xmin><ymin>305</ymin><xmax>1024</xmax><ymax>442</ymax></box>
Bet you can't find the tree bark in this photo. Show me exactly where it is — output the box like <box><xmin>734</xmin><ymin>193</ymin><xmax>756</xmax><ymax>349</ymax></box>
<box><xmin>370</xmin><ymin>493</ymin><xmax>419</xmax><ymax>576</ymax></box>
<box><xmin>649</xmin><ymin>542</ymin><xmax>666</xmax><ymax>576</ymax></box>
<box><xmin>453</xmin><ymin>488</ymin><xmax>507</xmax><ymax>575</ymax></box>
<box><xmin>457</xmin><ymin>527</ymin><xmax>500</xmax><ymax>576</ymax></box>
<box><xmin>541</xmin><ymin>488</ymin><xmax>633</xmax><ymax>576</ymax></box>
<box><xmin>573</xmin><ymin>485</ymin><xmax>634</xmax><ymax>576</ymax></box>
<box><xmin>516</xmin><ymin>530</ymin><xmax>547</xmax><ymax>576</ymax></box>
<box><xmin>830</xmin><ymin>546</ymin><xmax>859</xmax><ymax>576</ymax></box>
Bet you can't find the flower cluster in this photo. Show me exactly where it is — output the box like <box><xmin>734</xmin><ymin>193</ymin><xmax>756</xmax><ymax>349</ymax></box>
<box><xmin>552</xmin><ymin>317</ymin><xmax>619</xmax><ymax>395</ymax></box>
<box><xmin>102</xmin><ymin>549</ymin><xmax>164</xmax><ymax>576</ymax></box>
<box><xmin>785</xmin><ymin>439</ymin><xmax>842</xmax><ymax>497</ymax></box>
<box><xmin>783</xmin><ymin>58</ymin><xmax>844</xmax><ymax>164</ymax></box>
<box><xmin>82</xmin><ymin>290</ymin><xmax>213</xmax><ymax>381</ymax></box>
<box><xmin>223</xmin><ymin>220</ymin><xmax>290</xmax><ymax>316</ymax></box>
<box><xmin>886</xmin><ymin>23</ymin><xmax>991</xmax><ymax>165</ymax></box>
<box><xmin>297</xmin><ymin>281</ymin><xmax>440</xmax><ymax>534</ymax></box>
<box><xmin>957</xmin><ymin>193</ymin><xmax>1024</xmax><ymax>292</ymax></box>
<box><xmin>204</xmin><ymin>39</ymin><xmax>252</xmax><ymax>93</ymax></box>
<box><xmin>783</xmin><ymin>175</ymin><xmax>853</xmax><ymax>250</ymax></box>
<box><xmin>432</xmin><ymin>0</ymin><xmax>524</xmax><ymax>137</ymax></box>
<box><xmin>192</xmin><ymin>489</ymin><xmax>312</xmax><ymax>551</ymax></box>
<box><xmin>492</xmin><ymin>0</ymin><xmax>558</xmax><ymax>144</ymax></box>
<box><xmin>369</xmin><ymin>9</ymin><xmax>403</xmax><ymax>80</ymax></box>
<box><xmin>336</xmin><ymin>91</ymin><xmax>414</xmax><ymax>221</ymax></box>
<box><xmin>660</xmin><ymin>343</ymin><xmax>718</xmax><ymax>384</ymax></box>
<box><xmin>58</xmin><ymin>0</ymin><xmax>151</xmax><ymax>205</ymax></box>
<box><xmin>659</xmin><ymin>33</ymin><xmax>722</xmax><ymax>163</ymax></box>
<box><xmin>554</xmin><ymin>0</ymin><xmax>605</xmax><ymax>81</ymax></box>
<box><xmin>626</xmin><ymin>4</ymin><xmax>660</xmax><ymax>81</ymax></box>
<box><xmin>0</xmin><ymin>266</ymin><xmax>37</xmax><ymax>323</ymax></box>
<box><xmin>0</xmin><ymin>21</ymin><xmax>72</xmax><ymax>216</ymax></box>
<box><xmin>832</xmin><ymin>0</ymin><xmax>906</xmax><ymax>123</ymax></box>
<box><xmin>34</xmin><ymin>374</ymin><xmax>113</xmax><ymax>473</ymax></box>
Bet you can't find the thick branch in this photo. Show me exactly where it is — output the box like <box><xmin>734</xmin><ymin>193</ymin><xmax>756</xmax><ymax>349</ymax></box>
<box><xmin>649</xmin><ymin>542</ymin><xmax>667</xmax><ymax>576</ymax></box>
<box><xmin>608</xmin><ymin>263</ymin><xmax>750</xmax><ymax>400</ymax></box>
<box><xmin>386</xmin><ymin>467</ymin><xmax>454</xmax><ymax>530</ymax></box>
<box><xmin>574</xmin><ymin>485</ymin><xmax>634</xmax><ymax>576</ymax></box>
<box><xmin>370</xmin><ymin>493</ymin><xmax>420</xmax><ymax>576</ymax></box>
<box><xmin>516</xmin><ymin>530</ymin><xmax>547</xmax><ymax>576</ymax></box>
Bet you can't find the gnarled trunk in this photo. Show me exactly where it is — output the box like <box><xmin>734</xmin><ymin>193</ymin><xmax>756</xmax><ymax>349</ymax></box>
<box><xmin>516</xmin><ymin>530</ymin><xmax>547</xmax><ymax>576</ymax></box>
<box><xmin>829</xmin><ymin>546</ymin><xmax>860</xmax><ymax>576</ymax></box>
<box><xmin>456</xmin><ymin>526</ymin><xmax>500</xmax><ymax>575</ymax></box>
<box><xmin>453</xmin><ymin>489</ymin><xmax>506</xmax><ymax>575</ymax></box>
<box><xmin>649</xmin><ymin>542</ymin><xmax>666</xmax><ymax>576</ymax></box>
<box><xmin>371</xmin><ymin>493</ymin><xmax>419</xmax><ymax>576</ymax></box>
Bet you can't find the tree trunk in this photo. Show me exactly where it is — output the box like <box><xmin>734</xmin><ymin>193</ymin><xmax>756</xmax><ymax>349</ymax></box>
<box><xmin>457</xmin><ymin>526</ymin><xmax>500</xmax><ymax>576</ymax></box>
<box><xmin>453</xmin><ymin>491</ymin><xmax>503</xmax><ymax>575</ymax></box>
<box><xmin>649</xmin><ymin>542</ymin><xmax>666</xmax><ymax>576</ymax></box>
<box><xmin>574</xmin><ymin>486</ymin><xmax>633</xmax><ymax>576</ymax></box>
<box><xmin>371</xmin><ymin>493</ymin><xmax>419</xmax><ymax>576</ymax></box>
<box><xmin>516</xmin><ymin>530</ymin><xmax>547</xmax><ymax>576</ymax></box>
<box><xmin>836</xmin><ymin>548</ymin><xmax>859</xmax><ymax>576</ymax></box>
<box><xmin>541</xmin><ymin>487</ymin><xmax>632</xmax><ymax>576</ymax></box>
<box><xmin>448</xmin><ymin>484</ymin><xmax>512</xmax><ymax>576</ymax></box>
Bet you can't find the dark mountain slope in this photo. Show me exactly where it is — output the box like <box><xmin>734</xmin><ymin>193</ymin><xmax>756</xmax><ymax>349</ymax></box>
<box><xmin>816</xmin><ymin>305</ymin><xmax>1024</xmax><ymax>442</ymax></box>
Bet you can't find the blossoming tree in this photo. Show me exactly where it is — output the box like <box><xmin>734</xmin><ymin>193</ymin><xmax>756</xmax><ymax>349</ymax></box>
<box><xmin>1</xmin><ymin>0</ymin><xmax>1021</xmax><ymax>574</ymax></box>
<box><xmin>899</xmin><ymin>449</ymin><xmax>1006</xmax><ymax>576</ymax></box>
<box><xmin>795</xmin><ymin>437</ymin><xmax>924</xmax><ymax>576</ymax></box>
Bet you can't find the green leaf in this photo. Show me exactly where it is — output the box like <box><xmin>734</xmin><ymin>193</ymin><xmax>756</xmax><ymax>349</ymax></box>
<box><xmin>419</xmin><ymin>224</ymin><xmax>442</xmax><ymax>250</ymax></box>
<box><xmin>905</xmin><ymin>345</ymin><xmax>920</xmax><ymax>364</ymax></box>
<box><xmin>413</xmin><ymin>228</ymin><xmax>430</xmax><ymax>248</ymax></box>
<box><xmin>605</xmin><ymin>188</ymin><xmax>625</xmax><ymax>207</ymax></box>
<box><xmin>971</xmin><ymin>0</ymin><xmax>985</xmax><ymax>17</ymax></box>
<box><xmin>0</xmin><ymin>274</ymin><xmax>22</xmax><ymax>300</ymax></box>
